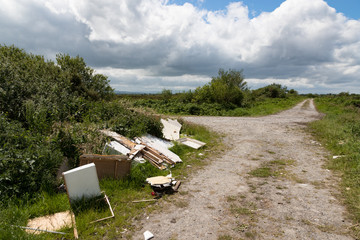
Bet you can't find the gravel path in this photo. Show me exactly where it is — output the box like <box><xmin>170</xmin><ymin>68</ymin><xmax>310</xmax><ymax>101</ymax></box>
<box><xmin>133</xmin><ymin>99</ymin><xmax>353</xmax><ymax>240</ymax></box>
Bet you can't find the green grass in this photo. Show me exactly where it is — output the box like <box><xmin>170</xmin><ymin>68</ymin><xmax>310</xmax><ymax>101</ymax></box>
<box><xmin>248</xmin><ymin>159</ymin><xmax>293</xmax><ymax>178</ymax></box>
<box><xmin>249</xmin><ymin>167</ymin><xmax>273</xmax><ymax>178</ymax></box>
<box><xmin>0</xmin><ymin>120</ymin><xmax>220</xmax><ymax>239</ymax></box>
<box><xmin>310</xmin><ymin>95</ymin><xmax>360</xmax><ymax>237</ymax></box>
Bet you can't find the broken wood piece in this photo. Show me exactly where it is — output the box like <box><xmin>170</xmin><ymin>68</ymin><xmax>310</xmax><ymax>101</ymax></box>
<box><xmin>71</xmin><ymin>211</ymin><xmax>78</xmax><ymax>239</ymax></box>
<box><xmin>100</xmin><ymin>129</ymin><xmax>177</xmax><ymax>170</ymax></box>
<box><xmin>100</xmin><ymin>130</ymin><xmax>136</xmax><ymax>149</ymax></box>
<box><xmin>146</xmin><ymin>176</ymin><xmax>172</xmax><ymax>185</ymax></box>
<box><xmin>173</xmin><ymin>181</ymin><xmax>181</xmax><ymax>191</ymax></box>
<box><xmin>90</xmin><ymin>194</ymin><xmax>115</xmax><ymax>223</ymax></box>
<box><xmin>136</xmin><ymin>135</ymin><xmax>182</xmax><ymax>163</ymax></box>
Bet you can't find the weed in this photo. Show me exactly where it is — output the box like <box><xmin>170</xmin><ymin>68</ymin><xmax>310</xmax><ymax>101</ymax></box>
<box><xmin>173</xmin><ymin>200</ymin><xmax>189</xmax><ymax>208</ymax></box>
<box><xmin>249</xmin><ymin>167</ymin><xmax>273</xmax><ymax>178</ymax></box>
<box><xmin>235</xmin><ymin>223</ymin><xmax>249</xmax><ymax>232</ymax></box>
<box><xmin>245</xmin><ymin>231</ymin><xmax>257</xmax><ymax>239</ymax></box>
<box><xmin>218</xmin><ymin>235</ymin><xmax>233</xmax><ymax>240</ymax></box>
<box><xmin>249</xmin><ymin>159</ymin><xmax>294</xmax><ymax>178</ymax></box>
<box><xmin>230</xmin><ymin>204</ymin><xmax>256</xmax><ymax>216</ymax></box>
<box><xmin>227</xmin><ymin>196</ymin><xmax>238</xmax><ymax>202</ymax></box>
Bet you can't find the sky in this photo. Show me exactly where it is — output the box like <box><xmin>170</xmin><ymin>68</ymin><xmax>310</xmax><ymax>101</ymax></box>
<box><xmin>1</xmin><ymin>0</ymin><xmax>360</xmax><ymax>94</ymax></box>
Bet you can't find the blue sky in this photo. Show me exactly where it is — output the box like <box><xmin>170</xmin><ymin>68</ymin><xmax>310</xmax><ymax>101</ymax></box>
<box><xmin>172</xmin><ymin>0</ymin><xmax>360</xmax><ymax>19</ymax></box>
<box><xmin>1</xmin><ymin>0</ymin><xmax>360</xmax><ymax>93</ymax></box>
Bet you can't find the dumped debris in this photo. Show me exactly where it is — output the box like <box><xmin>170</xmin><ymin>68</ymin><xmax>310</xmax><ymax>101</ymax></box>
<box><xmin>25</xmin><ymin>211</ymin><xmax>71</xmax><ymax>235</ymax></box>
<box><xmin>146</xmin><ymin>175</ymin><xmax>181</xmax><ymax>197</ymax></box>
<box><xmin>143</xmin><ymin>230</ymin><xmax>154</xmax><ymax>240</ymax></box>
<box><xmin>138</xmin><ymin>134</ymin><xmax>174</xmax><ymax>149</ymax></box>
<box><xmin>103</xmin><ymin>141</ymin><xmax>130</xmax><ymax>155</ymax></box>
<box><xmin>146</xmin><ymin>176</ymin><xmax>172</xmax><ymax>185</ymax></box>
<box><xmin>177</xmin><ymin>137</ymin><xmax>206</xmax><ymax>149</ymax></box>
<box><xmin>100</xmin><ymin>129</ymin><xmax>137</xmax><ymax>149</ymax></box>
<box><xmin>63</xmin><ymin>163</ymin><xmax>102</xmax><ymax>201</ymax></box>
<box><xmin>100</xmin><ymin>130</ymin><xmax>181</xmax><ymax>170</ymax></box>
<box><xmin>137</xmin><ymin>134</ymin><xmax>181</xmax><ymax>163</ymax></box>
<box><xmin>62</xmin><ymin>163</ymin><xmax>115</xmax><ymax>238</ymax></box>
<box><xmin>79</xmin><ymin>154</ymin><xmax>131</xmax><ymax>180</ymax></box>
<box><xmin>161</xmin><ymin>118</ymin><xmax>182</xmax><ymax>140</ymax></box>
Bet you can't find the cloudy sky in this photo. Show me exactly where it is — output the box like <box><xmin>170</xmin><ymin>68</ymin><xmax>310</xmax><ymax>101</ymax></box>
<box><xmin>1</xmin><ymin>0</ymin><xmax>359</xmax><ymax>93</ymax></box>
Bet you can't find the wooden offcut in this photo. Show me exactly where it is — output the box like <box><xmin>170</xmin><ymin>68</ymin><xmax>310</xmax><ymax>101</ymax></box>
<box><xmin>79</xmin><ymin>154</ymin><xmax>131</xmax><ymax>180</ymax></box>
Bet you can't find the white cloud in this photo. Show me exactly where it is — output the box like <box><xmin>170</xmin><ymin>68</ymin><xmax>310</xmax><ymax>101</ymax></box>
<box><xmin>0</xmin><ymin>0</ymin><xmax>359</xmax><ymax>93</ymax></box>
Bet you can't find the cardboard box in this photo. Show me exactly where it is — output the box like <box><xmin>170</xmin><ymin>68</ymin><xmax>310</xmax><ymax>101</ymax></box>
<box><xmin>79</xmin><ymin>154</ymin><xmax>131</xmax><ymax>180</ymax></box>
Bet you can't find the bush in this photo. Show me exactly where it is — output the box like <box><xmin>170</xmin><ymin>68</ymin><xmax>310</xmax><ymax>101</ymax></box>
<box><xmin>194</xmin><ymin>69</ymin><xmax>246</xmax><ymax>108</ymax></box>
<box><xmin>0</xmin><ymin>45</ymin><xmax>114</xmax><ymax>132</ymax></box>
<box><xmin>252</xmin><ymin>83</ymin><xmax>288</xmax><ymax>98</ymax></box>
<box><xmin>0</xmin><ymin>115</ymin><xmax>63</xmax><ymax>201</ymax></box>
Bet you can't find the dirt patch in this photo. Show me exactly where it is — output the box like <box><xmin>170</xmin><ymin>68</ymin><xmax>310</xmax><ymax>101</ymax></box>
<box><xmin>132</xmin><ymin>99</ymin><xmax>354</xmax><ymax>239</ymax></box>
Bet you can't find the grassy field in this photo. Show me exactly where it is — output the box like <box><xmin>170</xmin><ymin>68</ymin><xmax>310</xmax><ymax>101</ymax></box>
<box><xmin>310</xmin><ymin>94</ymin><xmax>360</xmax><ymax>237</ymax></box>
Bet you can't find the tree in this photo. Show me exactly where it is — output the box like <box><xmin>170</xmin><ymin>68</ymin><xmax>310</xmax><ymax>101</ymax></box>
<box><xmin>161</xmin><ymin>89</ymin><xmax>172</xmax><ymax>102</ymax></box>
<box><xmin>56</xmin><ymin>54</ymin><xmax>114</xmax><ymax>100</ymax></box>
<box><xmin>194</xmin><ymin>68</ymin><xmax>247</xmax><ymax>108</ymax></box>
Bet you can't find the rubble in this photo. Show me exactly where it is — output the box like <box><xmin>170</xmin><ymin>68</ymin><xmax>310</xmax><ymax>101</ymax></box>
<box><xmin>100</xmin><ymin>130</ymin><xmax>181</xmax><ymax>170</ymax></box>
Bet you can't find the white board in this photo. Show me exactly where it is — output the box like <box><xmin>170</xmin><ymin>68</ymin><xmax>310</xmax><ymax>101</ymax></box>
<box><xmin>103</xmin><ymin>141</ymin><xmax>131</xmax><ymax>155</ymax></box>
<box><xmin>63</xmin><ymin>163</ymin><xmax>101</xmax><ymax>201</ymax></box>
<box><xmin>161</xmin><ymin>119</ymin><xmax>181</xmax><ymax>140</ymax></box>
<box><xmin>177</xmin><ymin>137</ymin><xmax>206</xmax><ymax>149</ymax></box>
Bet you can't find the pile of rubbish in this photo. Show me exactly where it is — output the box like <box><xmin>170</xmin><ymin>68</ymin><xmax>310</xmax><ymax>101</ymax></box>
<box><xmin>20</xmin><ymin>118</ymin><xmax>205</xmax><ymax>239</ymax></box>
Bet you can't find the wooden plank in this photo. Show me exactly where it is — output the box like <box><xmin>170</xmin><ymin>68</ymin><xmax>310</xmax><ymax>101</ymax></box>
<box><xmin>100</xmin><ymin>130</ymin><xmax>136</xmax><ymax>149</ymax></box>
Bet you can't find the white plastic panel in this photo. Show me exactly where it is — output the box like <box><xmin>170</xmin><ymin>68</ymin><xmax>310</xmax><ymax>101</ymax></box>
<box><xmin>63</xmin><ymin>163</ymin><xmax>101</xmax><ymax>201</ymax></box>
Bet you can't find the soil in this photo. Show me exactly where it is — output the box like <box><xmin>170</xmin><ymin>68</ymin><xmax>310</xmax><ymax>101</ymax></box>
<box><xmin>132</xmin><ymin>99</ymin><xmax>354</xmax><ymax>240</ymax></box>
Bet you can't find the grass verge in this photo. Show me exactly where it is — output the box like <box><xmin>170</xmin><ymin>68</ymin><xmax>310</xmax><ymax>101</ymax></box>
<box><xmin>309</xmin><ymin>95</ymin><xmax>360</xmax><ymax>237</ymax></box>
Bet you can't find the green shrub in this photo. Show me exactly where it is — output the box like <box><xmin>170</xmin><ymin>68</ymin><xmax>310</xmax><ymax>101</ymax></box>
<box><xmin>0</xmin><ymin>115</ymin><xmax>63</xmax><ymax>201</ymax></box>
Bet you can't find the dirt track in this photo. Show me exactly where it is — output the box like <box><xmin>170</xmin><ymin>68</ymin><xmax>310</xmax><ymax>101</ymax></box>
<box><xmin>133</xmin><ymin>99</ymin><xmax>353</xmax><ymax>240</ymax></box>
